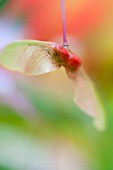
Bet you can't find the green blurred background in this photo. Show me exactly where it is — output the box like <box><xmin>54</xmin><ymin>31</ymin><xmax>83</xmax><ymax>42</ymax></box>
<box><xmin>0</xmin><ymin>0</ymin><xmax>113</xmax><ymax>169</ymax></box>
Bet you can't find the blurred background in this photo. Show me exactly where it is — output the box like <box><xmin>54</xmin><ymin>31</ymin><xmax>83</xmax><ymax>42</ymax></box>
<box><xmin>0</xmin><ymin>0</ymin><xmax>113</xmax><ymax>169</ymax></box>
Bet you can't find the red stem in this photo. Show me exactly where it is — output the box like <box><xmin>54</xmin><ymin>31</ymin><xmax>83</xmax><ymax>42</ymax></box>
<box><xmin>61</xmin><ymin>0</ymin><xmax>68</xmax><ymax>47</ymax></box>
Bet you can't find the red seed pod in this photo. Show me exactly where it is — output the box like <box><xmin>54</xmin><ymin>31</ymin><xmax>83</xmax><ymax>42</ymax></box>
<box><xmin>50</xmin><ymin>42</ymin><xmax>69</xmax><ymax>66</ymax></box>
<box><xmin>66</xmin><ymin>50</ymin><xmax>81</xmax><ymax>71</ymax></box>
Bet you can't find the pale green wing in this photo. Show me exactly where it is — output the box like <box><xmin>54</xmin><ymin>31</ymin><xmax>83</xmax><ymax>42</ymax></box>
<box><xmin>66</xmin><ymin>69</ymin><xmax>105</xmax><ymax>130</ymax></box>
<box><xmin>0</xmin><ymin>40</ymin><xmax>61</xmax><ymax>75</ymax></box>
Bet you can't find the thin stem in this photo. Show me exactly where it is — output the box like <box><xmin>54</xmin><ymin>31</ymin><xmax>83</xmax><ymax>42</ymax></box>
<box><xmin>61</xmin><ymin>0</ymin><xmax>68</xmax><ymax>47</ymax></box>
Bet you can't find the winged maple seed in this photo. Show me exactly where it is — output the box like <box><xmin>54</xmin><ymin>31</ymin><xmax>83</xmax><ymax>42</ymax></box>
<box><xmin>0</xmin><ymin>40</ymin><xmax>105</xmax><ymax>130</ymax></box>
<box><xmin>0</xmin><ymin>40</ymin><xmax>81</xmax><ymax>75</ymax></box>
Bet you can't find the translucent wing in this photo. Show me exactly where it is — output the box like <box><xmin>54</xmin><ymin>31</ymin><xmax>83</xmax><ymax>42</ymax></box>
<box><xmin>66</xmin><ymin>68</ymin><xmax>105</xmax><ymax>130</ymax></box>
<box><xmin>0</xmin><ymin>40</ymin><xmax>61</xmax><ymax>75</ymax></box>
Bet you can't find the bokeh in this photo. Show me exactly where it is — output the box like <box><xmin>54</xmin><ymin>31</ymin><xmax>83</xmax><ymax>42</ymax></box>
<box><xmin>0</xmin><ymin>0</ymin><xmax>113</xmax><ymax>170</ymax></box>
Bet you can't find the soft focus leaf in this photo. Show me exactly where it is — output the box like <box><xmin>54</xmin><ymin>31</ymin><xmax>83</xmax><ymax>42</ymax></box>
<box><xmin>0</xmin><ymin>0</ymin><xmax>8</xmax><ymax>10</ymax></box>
